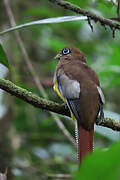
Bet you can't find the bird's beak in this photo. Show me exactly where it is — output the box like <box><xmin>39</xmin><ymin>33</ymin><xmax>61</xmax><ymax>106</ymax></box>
<box><xmin>54</xmin><ymin>53</ymin><xmax>62</xmax><ymax>60</ymax></box>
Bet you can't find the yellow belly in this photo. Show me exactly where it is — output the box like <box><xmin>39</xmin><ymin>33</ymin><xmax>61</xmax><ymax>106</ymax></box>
<box><xmin>53</xmin><ymin>80</ymin><xmax>75</xmax><ymax>122</ymax></box>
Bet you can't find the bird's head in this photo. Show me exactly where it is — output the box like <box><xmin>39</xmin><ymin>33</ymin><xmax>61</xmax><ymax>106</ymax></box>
<box><xmin>55</xmin><ymin>47</ymin><xmax>86</xmax><ymax>63</ymax></box>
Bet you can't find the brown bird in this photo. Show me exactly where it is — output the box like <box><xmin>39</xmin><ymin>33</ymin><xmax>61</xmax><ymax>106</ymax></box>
<box><xmin>53</xmin><ymin>47</ymin><xmax>105</xmax><ymax>166</ymax></box>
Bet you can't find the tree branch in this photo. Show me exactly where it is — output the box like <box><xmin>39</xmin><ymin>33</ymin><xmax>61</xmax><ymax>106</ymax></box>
<box><xmin>49</xmin><ymin>0</ymin><xmax>120</xmax><ymax>36</ymax></box>
<box><xmin>0</xmin><ymin>78</ymin><xmax>120</xmax><ymax>131</ymax></box>
<box><xmin>0</xmin><ymin>78</ymin><xmax>67</xmax><ymax>116</ymax></box>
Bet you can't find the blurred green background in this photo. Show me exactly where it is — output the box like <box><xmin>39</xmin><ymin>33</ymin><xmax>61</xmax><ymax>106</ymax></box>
<box><xmin>0</xmin><ymin>0</ymin><xmax>120</xmax><ymax>179</ymax></box>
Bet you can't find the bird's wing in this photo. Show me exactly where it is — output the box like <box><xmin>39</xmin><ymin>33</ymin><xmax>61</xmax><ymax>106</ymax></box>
<box><xmin>56</xmin><ymin>69</ymin><xmax>105</xmax><ymax>125</ymax></box>
<box><xmin>56</xmin><ymin>71</ymin><xmax>80</xmax><ymax>100</ymax></box>
<box><xmin>56</xmin><ymin>70</ymin><xmax>81</xmax><ymax>121</ymax></box>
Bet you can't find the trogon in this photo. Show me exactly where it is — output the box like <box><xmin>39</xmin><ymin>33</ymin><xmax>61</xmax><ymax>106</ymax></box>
<box><xmin>53</xmin><ymin>47</ymin><xmax>105</xmax><ymax>166</ymax></box>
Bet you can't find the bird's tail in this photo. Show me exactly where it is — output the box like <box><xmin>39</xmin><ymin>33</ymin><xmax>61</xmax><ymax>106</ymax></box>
<box><xmin>77</xmin><ymin>120</ymin><xmax>94</xmax><ymax>166</ymax></box>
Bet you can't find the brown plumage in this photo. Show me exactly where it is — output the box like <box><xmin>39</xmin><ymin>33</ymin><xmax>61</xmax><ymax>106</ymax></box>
<box><xmin>54</xmin><ymin>46</ymin><xmax>104</xmax><ymax>166</ymax></box>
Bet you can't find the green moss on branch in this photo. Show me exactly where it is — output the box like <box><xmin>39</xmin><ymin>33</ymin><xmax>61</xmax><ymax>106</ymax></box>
<box><xmin>0</xmin><ymin>78</ymin><xmax>68</xmax><ymax>116</ymax></box>
<box><xmin>0</xmin><ymin>78</ymin><xmax>120</xmax><ymax>131</ymax></box>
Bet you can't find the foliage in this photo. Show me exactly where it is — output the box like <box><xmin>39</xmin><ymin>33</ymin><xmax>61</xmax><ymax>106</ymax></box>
<box><xmin>74</xmin><ymin>141</ymin><xmax>120</xmax><ymax>180</ymax></box>
<box><xmin>0</xmin><ymin>0</ymin><xmax>120</xmax><ymax>180</ymax></box>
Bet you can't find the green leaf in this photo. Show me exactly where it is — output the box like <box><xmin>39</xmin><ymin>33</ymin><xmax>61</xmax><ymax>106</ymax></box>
<box><xmin>0</xmin><ymin>43</ymin><xmax>9</xmax><ymax>68</ymax></box>
<box><xmin>74</xmin><ymin>142</ymin><xmax>120</xmax><ymax>180</ymax></box>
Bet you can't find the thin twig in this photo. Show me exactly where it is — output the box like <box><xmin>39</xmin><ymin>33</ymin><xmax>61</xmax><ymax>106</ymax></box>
<box><xmin>3</xmin><ymin>0</ymin><xmax>76</xmax><ymax>147</ymax></box>
<box><xmin>0</xmin><ymin>78</ymin><xmax>120</xmax><ymax>132</ymax></box>
<box><xmin>87</xmin><ymin>17</ymin><xmax>93</xmax><ymax>32</ymax></box>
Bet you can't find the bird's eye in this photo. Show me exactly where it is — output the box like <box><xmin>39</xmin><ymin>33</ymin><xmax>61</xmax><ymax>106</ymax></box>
<box><xmin>62</xmin><ymin>48</ymin><xmax>71</xmax><ymax>55</ymax></box>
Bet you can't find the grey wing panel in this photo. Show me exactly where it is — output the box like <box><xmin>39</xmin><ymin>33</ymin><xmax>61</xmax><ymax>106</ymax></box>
<box><xmin>56</xmin><ymin>70</ymin><xmax>81</xmax><ymax>122</ymax></box>
<box><xmin>56</xmin><ymin>71</ymin><xmax>80</xmax><ymax>99</ymax></box>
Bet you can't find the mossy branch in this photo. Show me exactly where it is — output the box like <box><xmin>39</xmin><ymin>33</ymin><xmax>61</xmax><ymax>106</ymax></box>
<box><xmin>49</xmin><ymin>0</ymin><xmax>120</xmax><ymax>37</ymax></box>
<box><xmin>0</xmin><ymin>78</ymin><xmax>67</xmax><ymax>116</ymax></box>
<box><xmin>0</xmin><ymin>78</ymin><xmax>120</xmax><ymax>131</ymax></box>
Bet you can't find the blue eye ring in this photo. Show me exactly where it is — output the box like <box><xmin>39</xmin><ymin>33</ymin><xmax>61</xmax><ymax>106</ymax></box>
<box><xmin>62</xmin><ymin>48</ymin><xmax>71</xmax><ymax>55</ymax></box>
